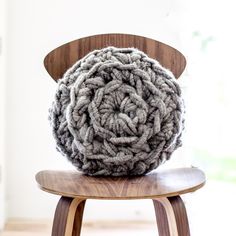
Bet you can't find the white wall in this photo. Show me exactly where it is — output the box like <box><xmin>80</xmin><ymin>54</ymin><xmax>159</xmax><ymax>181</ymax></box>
<box><xmin>0</xmin><ymin>0</ymin><xmax>7</xmax><ymax>229</ymax></box>
<box><xmin>5</xmin><ymin>0</ymin><xmax>187</xmax><ymax>221</ymax></box>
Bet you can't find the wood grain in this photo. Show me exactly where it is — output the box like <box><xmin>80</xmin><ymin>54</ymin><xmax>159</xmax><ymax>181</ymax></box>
<box><xmin>35</xmin><ymin>167</ymin><xmax>205</xmax><ymax>200</ymax></box>
<box><xmin>153</xmin><ymin>198</ymin><xmax>177</xmax><ymax>236</ymax></box>
<box><xmin>153</xmin><ymin>196</ymin><xmax>190</xmax><ymax>236</ymax></box>
<box><xmin>51</xmin><ymin>197</ymin><xmax>86</xmax><ymax>236</ymax></box>
<box><xmin>44</xmin><ymin>33</ymin><xmax>186</xmax><ymax>81</ymax></box>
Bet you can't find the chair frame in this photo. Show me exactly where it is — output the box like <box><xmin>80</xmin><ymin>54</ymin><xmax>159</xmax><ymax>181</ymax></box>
<box><xmin>37</xmin><ymin>33</ymin><xmax>204</xmax><ymax>236</ymax></box>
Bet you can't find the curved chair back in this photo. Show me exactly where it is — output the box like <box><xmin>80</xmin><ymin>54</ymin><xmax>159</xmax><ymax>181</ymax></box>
<box><xmin>44</xmin><ymin>33</ymin><xmax>186</xmax><ymax>81</ymax></box>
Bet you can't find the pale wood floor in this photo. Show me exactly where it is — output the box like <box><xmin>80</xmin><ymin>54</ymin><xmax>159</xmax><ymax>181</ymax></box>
<box><xmin>1</xmin><ymin>219</ymin><xmax>157</xmax><ymax>236</ymax></box>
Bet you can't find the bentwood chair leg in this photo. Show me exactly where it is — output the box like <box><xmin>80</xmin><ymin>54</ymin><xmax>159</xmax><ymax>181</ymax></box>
<box><xmin>153</xmin><ymin>196</ymin><xmax>190</xmax><ymax>236</ymax></box>
<box><xmin>51</xmin><ymin>197</ymin><xmax>86</xmax><ymax>236</ymax></box>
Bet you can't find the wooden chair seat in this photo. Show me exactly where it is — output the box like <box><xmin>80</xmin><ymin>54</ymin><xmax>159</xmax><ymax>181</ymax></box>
<box><xmin>36</xmin><ymin>167</ymin><xmax>205</xmax><ymax>200</ymax></box>
<box><xmin>36</xmin><ymin>167</ymin><xmax>205</xmax><ymax>236</ymax></box>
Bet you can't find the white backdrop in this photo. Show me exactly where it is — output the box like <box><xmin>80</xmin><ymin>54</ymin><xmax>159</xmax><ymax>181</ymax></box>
<box><xmin>4</xmin><ymin>0</ymin><xmax>187</xmax><ymax>223</ymax></box>
<box><xmin>0</xmin><ymin>0</ymin><xmax>7</xmax><ymax>229</ymax></box>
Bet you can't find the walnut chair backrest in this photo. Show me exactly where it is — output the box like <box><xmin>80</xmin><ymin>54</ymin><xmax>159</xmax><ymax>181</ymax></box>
<box><xmin>44</xmin><ymin>33</ymin><xmax>186</xmax><ymax>81</ymax></box>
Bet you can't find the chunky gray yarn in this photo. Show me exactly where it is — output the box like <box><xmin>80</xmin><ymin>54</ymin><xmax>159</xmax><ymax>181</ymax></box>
<box><xmin>49</xmin><ymin>46</ymin><xmax>184</xmax><ymax>176</ymax></box>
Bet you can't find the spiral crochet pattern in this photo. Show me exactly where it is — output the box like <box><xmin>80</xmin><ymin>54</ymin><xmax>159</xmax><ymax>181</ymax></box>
<box><xmin>49</xmin><ymin>46</ymin><xmax>184</xmax><ymax>176</ymax></box>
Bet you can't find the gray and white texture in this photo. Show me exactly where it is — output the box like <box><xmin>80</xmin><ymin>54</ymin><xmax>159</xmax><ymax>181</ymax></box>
<box><xmin>49</xmin><ymin>46</ymin><xmax>185</xmax><ymax>176</ymax></box>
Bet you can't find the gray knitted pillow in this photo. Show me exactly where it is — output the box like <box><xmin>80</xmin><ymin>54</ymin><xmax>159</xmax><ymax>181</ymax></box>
<box><xmin>49</xmin><ymin>46</ymin><xmax>184</xmax><ymax>176</ymax></box>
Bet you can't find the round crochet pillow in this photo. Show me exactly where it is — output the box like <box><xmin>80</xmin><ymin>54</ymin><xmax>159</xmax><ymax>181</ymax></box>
<box><xmin>49</xmin><ymin>46</ymin><xmax>184</xmax><ymax>176</ymax></box>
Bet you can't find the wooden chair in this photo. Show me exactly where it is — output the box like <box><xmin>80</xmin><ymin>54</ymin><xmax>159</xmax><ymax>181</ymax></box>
<box><xmin>36</xmin><ymin>33</ymin><xmax>206</xmax><ymax>236</ymax></box>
